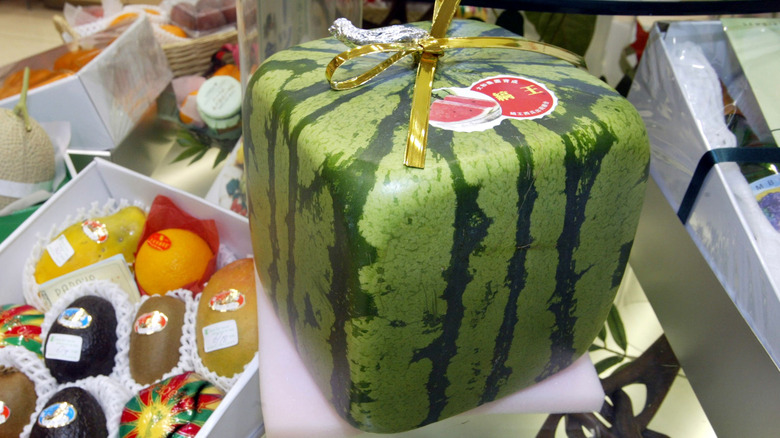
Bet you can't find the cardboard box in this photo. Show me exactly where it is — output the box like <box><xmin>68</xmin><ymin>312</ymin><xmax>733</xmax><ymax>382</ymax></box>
<box><xmin>0</xmin><ymin>16</ymin><xmax>172</xmax><ymax>152</ymax></box>
<box><xmin>0</xmin><ymin>158</ymin><xmax>262</xmax><ymax>437</ymax></box>
<box><xmin>628</xmin><ymin>20</ymin><xmax>780</xmax><ymax>372</ymax></box>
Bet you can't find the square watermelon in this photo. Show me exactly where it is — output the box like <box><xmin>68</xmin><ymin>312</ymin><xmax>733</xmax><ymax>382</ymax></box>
<box><xmin>244</xmin><ymin>19</ymin><xmax>649</xmax><ymax>433</ymax></box>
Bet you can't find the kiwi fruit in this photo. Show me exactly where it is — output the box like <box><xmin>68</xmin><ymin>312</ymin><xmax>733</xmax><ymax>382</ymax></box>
<box><xmin>0</xmin><ymin>366</ymin><xmax>37</xmax><ymax>438</ymax></box>
<box><xmin>129</xmin><ymin>295</ymin><xmax>186</xmax><ymax>385</ymax></box>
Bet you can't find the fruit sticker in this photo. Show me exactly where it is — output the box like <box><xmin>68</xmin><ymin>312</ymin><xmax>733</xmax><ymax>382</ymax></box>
<box><xmin>145</xmin><ymin>232</ymin><xmax>173</xmax><ymax>251</ymax></box>
<box><xmin>750</xmin><ymin>174</ymin><xmax>780</xmax><ymax>231</ymax></box>
<box><xmin>0</xmin><ymin>401</ymin><xmax>8</xmax><ymax>425</ymax></box>
<box><xmin>134</xmin><ymin>311</ymin><xmax>169</xmax><ymax>335</ymax></box>
<box><xmin>81</xmin><ymin>220</ymin><xmax>108</xmax><ymax>243</ymax></box>
<box><xmin>208</xmin><ymin>289</ymin><xmax>245</xmax><ymax>312</ymax></box>
<box><xmin>429</xmin><ymin>75</ymin><xmax>557</xmax><ymax>132</ymax></box>
<box><xmin>57</xmin><ymin>307</ymin><xmax>92</xmax><ymax>329</ymax></box>
<box><xmin>38</xmin><ymin>402</ymin><xmax>77</xmax><ymax>428</ymax></box>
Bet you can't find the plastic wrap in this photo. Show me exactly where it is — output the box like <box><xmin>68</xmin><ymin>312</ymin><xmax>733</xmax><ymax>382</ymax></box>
<box><xmin>628</xmin><ymin>20</ymin><xmax>780</xmax><ymax>365</ymax></box>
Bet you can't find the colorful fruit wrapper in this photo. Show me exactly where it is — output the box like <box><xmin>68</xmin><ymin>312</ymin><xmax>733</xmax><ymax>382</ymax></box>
<box><xmin>135</xmin><ymin>195</ymin><xmax>219</xmax><ymax>295</ymax></box>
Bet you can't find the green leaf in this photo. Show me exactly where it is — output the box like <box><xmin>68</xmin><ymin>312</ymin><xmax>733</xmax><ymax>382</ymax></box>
<box><xmin>609</xmin><ymin>360</ymin><xmax>634</xmax><ymax>376</ymax></box>
<box><xmin>594</xmin><ymin>355</ymin><xmax>624</xmax><ymax>375</ymax></box>
<box><xmin>188</xmin><ymin>148</ymin><xmax>209</xmax><ymax>165</ymax></box>
<box><xmin>588</xmin><ymin>344</ymin><xmax>603</xmax><ymax>352</ymax></box>
<box><xmin>172</xmin><ymin>144</ymin><xmax>206</xmax><ymax>164</ymax></box>
<box><xmin>213</xmin><ymin>146</ymin><xmax>231</xmax><ymax>168</ymax></box>
<box><xmin>523</xmin><ymin>12</ymin><xmax>596</xmax><ymax>57</ymax></box>
<box><xmin>176</xmin><ymin>136</ymin><xmax>201</xmax><ymax>149</ymax></box>
<box><xmin>598</xmin><ymin>326</ymin><xmax>607</xmax><ymax>343</ymax></box>
<box><xmin>607</xmin><ymin>305</ymin><xmax>628</xmax><ymax>353</ymax></box>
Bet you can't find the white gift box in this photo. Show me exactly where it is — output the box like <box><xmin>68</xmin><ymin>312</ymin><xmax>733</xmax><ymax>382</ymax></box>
<box><xmin>0</xmin><ymin>159</ymin><xmax>262</xmax><ymax>437</ymax></box>
<box><xmin>0</xmin><ymin>17</ymin><xmax>172</xmax><ymax>152</ymax></box>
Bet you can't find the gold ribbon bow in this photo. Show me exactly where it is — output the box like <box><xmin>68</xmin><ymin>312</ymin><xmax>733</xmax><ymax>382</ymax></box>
<box><xmin>326</xmin><ymin>0</ymin><xmax>586</xmax><ymax>168</ymax></box>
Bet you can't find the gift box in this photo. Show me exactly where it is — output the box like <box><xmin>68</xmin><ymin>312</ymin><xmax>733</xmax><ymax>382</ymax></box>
<box><xmin>244</xmin><ymin>13</ymin><xmax>650</xmax><ymax>434</ymax></box>
<box><xmin>0</xmin><ymin>16</ymin><xmax>172</xmax><ymax>152</ymax></box>
<box><xmin>0</xmin><ymin>158</ymin><xmax>262</xmax><ymax>437</ymax></box>
<box><xmin>628</xmin><ymin>19</ymin><xmax>780</xmax><ymax>364</ymax></box>
<box><xmin>627</xmin><ymin>19</ymin><xmax>780</xmax><ymax>436</ymax></box>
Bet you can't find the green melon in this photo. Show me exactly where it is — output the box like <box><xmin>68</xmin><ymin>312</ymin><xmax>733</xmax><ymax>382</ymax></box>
<box><xmin>244</xmin><ymin>19</ymin><xmax>650</xmax><ymax>433</ymax></box>
<box><xmin>0</xmin><ymin>68</ymin><xmax>55</xmax><ymax>210</ymax></box>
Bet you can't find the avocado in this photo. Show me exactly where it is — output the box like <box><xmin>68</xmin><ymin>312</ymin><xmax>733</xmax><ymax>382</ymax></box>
<box><xmin>196</xmin><ymin>258</ymin><xmax>258</xmax><ymax>377</ymax></box>
<box><xmin>44</xmin><ymin>295</ymin><xmax>117</xmax><ymax>383</ymax></box>
<box><xmin>129</xmin><ymin>295</ymin><xmax>186</xmax><ymax>385</ymax></box>
<box><xmin>0</xmin><ymin>366</ymin><xmax>37</xmax><ymax>438</ymax></box>
<box><xmin>30</xmin><ymin>386</ymin><xmax>107</xmax><ymax>438</ymax></box>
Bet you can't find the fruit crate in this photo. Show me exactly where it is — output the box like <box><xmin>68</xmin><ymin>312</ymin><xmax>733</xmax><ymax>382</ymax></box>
<box><xmin>0</xmin><ymin>158</ymin><xmax>262</xmax><ymax>437</ymax></box>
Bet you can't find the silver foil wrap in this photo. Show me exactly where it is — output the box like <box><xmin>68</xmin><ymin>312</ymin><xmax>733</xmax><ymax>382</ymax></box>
<box><xmin>329</xmin><ymin>18</ymin><xmax>430</xmax><ymax>47</ymax></box>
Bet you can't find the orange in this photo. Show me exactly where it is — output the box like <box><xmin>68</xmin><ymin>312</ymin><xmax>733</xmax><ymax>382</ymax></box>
<box><xmin>0</xmin><ymin>69</ymin><xmax>73</xmax><ymax>100</ymax></box>
<box><xmin>134</xmin><ymin>228</ymin><xmax>214</xmax><ymax>296</ymax></box>
<box><xmin>160</xmin><ymin>24</ymin><xmax>188</xmax><ymax>38</ymax></box>
<box><xmin>53</xmin><ymin>48</ymin><xmax>101</xmax><ymax>72</ymax></box>
<box><xmin>212</xmin><ymin>64</ymin><xmax>240</xmax><ymax>81</ymax></box>
<box><xmin>178</xmin><ymin>90</ymin><xmax>198</xmax><ymax>124</ymax></box>
<box><xmin>109</xmin><ymin>12</ymin><xmax>138</xmax><ymax>27</ymax></box>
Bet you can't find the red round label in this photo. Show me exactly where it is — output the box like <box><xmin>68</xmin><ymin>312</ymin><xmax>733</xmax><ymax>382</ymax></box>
<box><xmin>82</xmin><ymin>219</ymin><xmax>108</xmax><ymax>243</ymax></box>
<box><xmin>1</xmin><ymin>402</ymin><xmax>9</xmax><ymax>424</ymax></box>
<box><xmin>209</xmin><ymin>289</ymin><xmax>246</xmax><ymax>312</ymax></box>
<box><xmin>134</xmin><ymin>310</ymin><xmax>169</xmax><ymax>335</ymax></box>
<box><xmin>470</xmin><ymin>76</ymin><xmax>556</xmax><ymax>120</ymax></box>
<box><xmin>145</xmin><ymin>232</ymin><xmax>172</xmax><ymax>251</ymax></box>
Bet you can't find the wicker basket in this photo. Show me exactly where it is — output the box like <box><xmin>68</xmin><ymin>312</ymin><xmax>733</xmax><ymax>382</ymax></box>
<box><xmin>53</xmin><ymin>14</ymin><xmax>237</xmax><ymax>78</ymax></box>
<box><xmin>161</xmin><ymin>29</ymin><xmax>237</xmax><ymax>77</ymax></box>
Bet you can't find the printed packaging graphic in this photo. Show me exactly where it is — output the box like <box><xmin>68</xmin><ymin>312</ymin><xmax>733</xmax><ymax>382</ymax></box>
<box><xmin>430</xmin><ymin>75</ymin><xmax>557</xmax><ymax>132</ymax></box>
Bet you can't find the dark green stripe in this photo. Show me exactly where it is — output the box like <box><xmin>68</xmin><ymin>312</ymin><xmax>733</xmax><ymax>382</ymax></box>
<box><xmin>318</xmin><ymin>84</ymin><xmax>414</xmax><ymax>426</ymax></box>
<box><xmin>264</xmin><ymin>58</ymin><xmax>325</xmax><ymax>337</ymax></box>
<box><xmin>479</xmin><ymin>121</ymin><xmax>536</xmax><ymax>403</ymax></box>
<box><xmin>280</xmin><ymin>82</ymin><xmax>381</xmax><ymax>417</ymax></box>
<box><xmin>409</xmin><ymin>128</ymin><xmax>493</xmax><ymax>426</ymax></box>
<box><xmin>537</xmin><ymin>111</ymin><xmax>615</xmax><ymax>379</ymax></box>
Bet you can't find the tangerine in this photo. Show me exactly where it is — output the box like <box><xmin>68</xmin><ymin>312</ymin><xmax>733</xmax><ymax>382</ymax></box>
<box><xmin>109</xmin><ymin>12</ymin><xmax>138</xmax><ymax>27</ymax></box>
<box><xmin>134</xmin><ymin>228</ymin><xmax>213</xmax><ymax>296</ymax></box>
<box><xmin>53</xmin><ymin>48</ymin><xmax>101</xmax><ymax>72</ymax></box>
<box><xmin>160</xmin><ymin>24</ymin><xmax>188</xmax><ymax>38</ymax></box>
<box><xmin>212</xmin><ymin>64</ymin><xmax>240</xmax><ymax>81</ymax></box>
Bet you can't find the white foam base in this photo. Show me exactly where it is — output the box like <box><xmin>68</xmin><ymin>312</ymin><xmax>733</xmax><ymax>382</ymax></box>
<box><xmin>257</xmin><ymin>282</ymin><xmax>605</xmax><ymax>438</ymax></box>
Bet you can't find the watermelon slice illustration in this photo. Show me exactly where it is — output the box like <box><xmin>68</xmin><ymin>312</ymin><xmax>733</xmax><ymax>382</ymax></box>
<box><xmin>429</xmin><ymin>93</ymin><xmax>502</xmax><ymax>131</ymax></box>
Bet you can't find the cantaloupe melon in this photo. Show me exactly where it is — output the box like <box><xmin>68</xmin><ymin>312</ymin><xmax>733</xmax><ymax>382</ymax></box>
<box><xmin>0</xmin><ymin>68</ymin><xmax>55</xmax><ymax>210</ymax></box>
